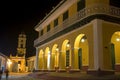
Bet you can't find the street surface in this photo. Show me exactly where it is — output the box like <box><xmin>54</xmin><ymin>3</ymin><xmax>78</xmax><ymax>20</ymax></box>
<box><xmin>1</xmin><ymin>72</ymin><xmax>42</xmax><ymax>80</ymax></box>
<box><xmin>1</xmin><ymin>72</ymin><xmax>120</xmax><ymax>80</ymax></box>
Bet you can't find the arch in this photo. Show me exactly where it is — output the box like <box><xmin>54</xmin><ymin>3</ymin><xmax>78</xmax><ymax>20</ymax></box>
<box><xmin>51</xmin><ymin>44</ymin><xmax>59</xmax><ymax>70</ymax></box>
<box><xmin>45</xmin><ymin>47</ymin><xmax>50</xmax><ymax>70</ymax></box>
<box><xmin>60</xmin><ymin>39</ymin><xmax>71</xmax><ymax>69</ymax></box>
<box><xmin>74</xmin><ymin>34</ymin><xmax>89</xmax><ymax>71</ymax></box>
<box><xmin>111</xmin><ymin>31</ymin><xmax>120</xmax><ymax>71</ymax></box>
<box><xmin>38</xmin><ymin>49</ymin><xmax>44</xmax><ymax>70</ymax></box>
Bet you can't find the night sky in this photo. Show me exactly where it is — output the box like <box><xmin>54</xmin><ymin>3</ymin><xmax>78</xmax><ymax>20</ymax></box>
<box><xmin>0</xmin><ymin>0</ymin><xmax>61</xmax><ymax>57</ymax></box>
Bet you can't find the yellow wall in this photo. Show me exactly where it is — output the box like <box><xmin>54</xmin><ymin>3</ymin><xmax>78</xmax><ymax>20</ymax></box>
<box><xmin>111</xmin><ymin>32</ymin><xmax>120</xmax><ymax>64</ymax></box>
<box><xmin>11</xmin><ymin>57</ymin><xmax>26</xmax><ymax>72</ymax></box>
<box><xmin>58</xmin><ymin>15</ymin><xmax>63</xmax><ymax>25</ymax></box>
<box><xmin>50</xmin><ymin>21</ymin><xmax>54</xmax><ymax>29</ymax></box>
<box><xmin>69</xmin><ymin>2</ymin><xmax>77</xmax><ymax>17</ymax></box>
<box><xmin>102</xmin><ymin>21</ymin><xmax>120</xmax><ymax>69</ymax></box>
<box><xmin>86</xmin><ymin>0</ymin><xmax>109</xmax><ymax>7</ymax></box>
<box><xmin>36</xmin><ymin>0</ymin><xmax>120</xmax><ymax>71</ymax></box>
<box><xmin>39</xmin><ymin>51</ymin><xmax>44</xmax><ymax>69</ymax></box>
<box><xmin>79</xmin><ymin>39</ymin><xmax>89</xmax><ymax>66</ymax></box>
<box><xmin>38</xmin><ymin>22</ymin><xmax>94</xmax><ymax>70</ymax></box>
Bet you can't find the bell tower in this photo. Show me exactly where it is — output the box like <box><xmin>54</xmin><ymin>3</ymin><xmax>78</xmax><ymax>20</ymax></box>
<box><xmin>10</xmin><ymin>32</ymin><xmax>27</xmax><ymax>72</ymax></box>
<box><xmin>17</xmin><ymin>32</ymin><xmax>26</xmax><ymax>57</ymax></box>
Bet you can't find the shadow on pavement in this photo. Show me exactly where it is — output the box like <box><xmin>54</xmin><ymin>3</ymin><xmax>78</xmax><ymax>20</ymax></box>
<box><xmin>28</xmin><ymin>72</ymin><xmax>120</xmax><ymax>80</ymax></box>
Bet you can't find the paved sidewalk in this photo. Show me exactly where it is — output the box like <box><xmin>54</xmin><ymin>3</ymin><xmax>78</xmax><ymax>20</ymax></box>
<box><xmin>2</xmin><ymin>72</ymin><xmax>29</xmax><ymax>78</ymax></box>
<box><xmin>1</xmin><ymin>72</ymin><xmax>42</xmax><ymax>80</ymax></box>
<box><xmin>29</xmin><ymin>72</ymin><xmax>120</xmax><ymax>80</ymax></box>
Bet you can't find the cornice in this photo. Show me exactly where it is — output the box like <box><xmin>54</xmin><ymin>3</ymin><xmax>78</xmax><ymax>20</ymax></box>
<box><xmin>35</xmin><ymin>0</ymin><xmax>78</xmax><ymax>31</ymax></box>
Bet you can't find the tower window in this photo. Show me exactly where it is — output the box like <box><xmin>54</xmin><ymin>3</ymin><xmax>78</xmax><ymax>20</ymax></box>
<box><xmin>21</xmin><ymin>40</ymin><xmax>23</xmax><ymax>42</ymax></box>
<box><xmin>18</xmin><ymin>61</ymin><xmax>21</xmax><ymax>64</ymax></box>
<box><xmin>21</xmin><ymin>44</ymin><xmax>23</xmax><ymax>48</ymax></box>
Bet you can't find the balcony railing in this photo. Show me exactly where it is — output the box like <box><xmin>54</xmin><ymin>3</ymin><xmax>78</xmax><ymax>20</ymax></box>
<box><xmin>34</xmin><ymin>4</ymin><xmax>120</xmax><ymax>47</ymax></box>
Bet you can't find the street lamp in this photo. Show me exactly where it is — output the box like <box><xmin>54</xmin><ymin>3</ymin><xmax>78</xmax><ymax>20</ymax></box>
<box><xmin>116</xmin><ymin>38</ymin><xmax>120</xmax><ymax>42</ymax></box>
<box><xmin>66</xmin><ymin>42</ymin><xmax>70</xmax><ymax>48</ymax></box>
<box><xmin>81</xmin><ymin>36</ymin><xmax>87</xmax><ymax>43</ymax></box>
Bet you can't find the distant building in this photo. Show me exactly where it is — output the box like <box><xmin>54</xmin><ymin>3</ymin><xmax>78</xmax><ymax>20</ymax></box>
<box><xmin>10</xmin><ymin>32</ymin><xmax>26</xmax><ymax>72</ymax></box>
<box><xmin>0</xmin><ymin>52</ymin><xmax>8</xmax><ymax>72</ymax></box>
<box><xmin>27</xmin><ymin>56</ymin><xmax>35</xmax><ymax>72</ymax></box>
<box><xmin>34</xmin><ymin>0</ymin><xmax>120</xmax><ymax>75</ymax></box>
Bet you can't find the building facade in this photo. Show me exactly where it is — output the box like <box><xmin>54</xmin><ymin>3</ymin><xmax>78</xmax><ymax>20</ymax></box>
<box><xmin>34</xmin><ymin>0</ymin><xmax>120</xmax><ymax>75</ymax></box>
<box><xmin>0</xmin><ymin>52</ymin><xmax>8</xmax><ymax>72</ymax></box>
<box><xmin>10</xmin><ymin>32</ymin><xmax>26</xmax><ymax>72</ymax></box>
<box><xmin>27</xmin><ymin>56</ymin><xmax>35</xmax><ymax>72</ymax></box>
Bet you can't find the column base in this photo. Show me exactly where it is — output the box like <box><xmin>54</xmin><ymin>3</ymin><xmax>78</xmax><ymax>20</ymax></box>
<box><xmin>48</xmin><ymin>69</ymin><xmax>55</xmax><ymax>72</ymax></box>
<box><xmin>33</xmin><ymin>69</ymin><xmax>43</xmax><ymax>72</ymax></box>
<box><xmin>87</xmin><ymin>69</ymin><xmax>115</xmax><ymax>76</ymax></box>
<box><xmin>55</xmin><ymin>67</ymin><xmax>59</xmax><ymax>72</ymax></box>
<box><xmin>57</xmin><ymin>69</ymin><xmax>66</xmax><ymax>72</ymax></box>
<box><xmin>82</xmin><ymin>66</ymin><xmax>88</xmax><ymax>71</ymax></box>
<box><xmin>115</xmin><ymin>65</ymin><xmax>120</xmax><ymax>72</ymax></box>
<box><xmin>69</xmin><ymin>69</ymin><xmax>80</xmax><ymax>73</ymax></box>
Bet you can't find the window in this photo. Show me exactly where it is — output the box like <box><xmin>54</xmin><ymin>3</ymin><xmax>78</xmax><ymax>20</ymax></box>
<box><xmin>63</xmin><ymin>10</ymin><xmax>68</xmax><ymax>21</ymax></box>
<box><xmin>54</xmin><ymin>18</ymin><xmax>58</xmax><ymax>27</ymax></box>
<box><xmin>110</xmin><ymin>0</ymin><xmax>120</xmax><ymax>8</ymax></box>
<box><xmin>18</xmin><ymin>61</ymin><xmax>21</xmax><ymax>64</ymax></box>
<box><xmin>21</xmin><ymin>40</ymin><xmax>23</xmax><ymax>42</ymax></box>
<box><xmin>21</xmin><ymin>44</ymin><xmax>23</xmax><ymax>48</ymax></box>
<box><xmin>77</xmin><ymin>0</ymin><xmax>85</xmax><ymax>11</ymax></box>
<box><xmin>47</xmin><ymin>24</ymin><xmax>50</xmax><ymax>32</ymax></box>
<box><xmin>66</xmin><ymin>50</ymin><xmax>70</xmax><ymax>67</ymax></box>
<box><xmin>41</xmin><ymin>29</ymin><xmax>43</xmax><ymax>36</ymax></box>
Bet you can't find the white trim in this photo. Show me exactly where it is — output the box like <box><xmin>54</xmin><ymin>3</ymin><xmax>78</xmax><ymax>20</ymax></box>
<box><xmin>93</xmin><ymin>19</ymin><xmax>103</xmax><ymax>70</ymax></box>
<box><xmin>35</xmin><ymin>48</ymin><xmax>39</xmax><ymax>70</ymax></box>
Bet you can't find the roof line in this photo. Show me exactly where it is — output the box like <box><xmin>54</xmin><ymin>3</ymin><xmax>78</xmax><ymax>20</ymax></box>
<box><xmin>35</xmin><ymin>0</ymin><xmax>66</xmax><ymax>29</ymax></box>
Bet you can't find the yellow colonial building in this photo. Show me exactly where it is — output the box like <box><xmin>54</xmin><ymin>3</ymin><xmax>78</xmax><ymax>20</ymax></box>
<box><xmin>34</xmin><ymin>0</ymin><xmax>120</xmax><ymax>75</ymax></box>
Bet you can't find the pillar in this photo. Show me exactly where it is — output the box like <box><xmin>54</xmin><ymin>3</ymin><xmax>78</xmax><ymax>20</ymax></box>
<box><xmin>35</xmin><ymin>48</ymin><xmax>39</xmax><ymax>70</ymax></box>
<box><xmin>87</xmin><ymin>19</ymin><xmax>114</xmax><ymax>75</ymax></box>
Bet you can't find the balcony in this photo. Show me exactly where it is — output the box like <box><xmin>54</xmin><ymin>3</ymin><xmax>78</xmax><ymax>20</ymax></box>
<box><xmin>34</xmin><ymin>4</ymin><xmax>120</xmax><ymax>47</ymax></box>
